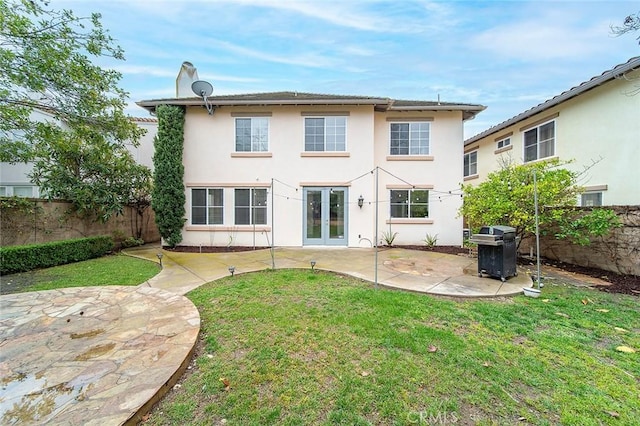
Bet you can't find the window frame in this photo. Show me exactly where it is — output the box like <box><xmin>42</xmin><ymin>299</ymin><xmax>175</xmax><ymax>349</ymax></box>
<box><xmin>389</xmin><ymin>121</ymin><xmax>430</xmax><ymax>156</ymax></box>
<box><xmin>191</xmin><ymin>188</ymin><xmax>224</xmax><ymax>225</ymax></box>
<box><xmin>234</xmin><ymin>188</ymin><xmax>268</xmax><ymax>225</ymax></box>
<box><xmin>463</xmin><ymin>150</ymin><xmax>478</xmax><ymax>177</ymax></box>
<box><xmin>389</xmin><ymin>189</ymin><xmax>429</xmax><ymax>219</ymax></box>
<box><xmin>235</xmin><ymin>117</ymin><xmax>269</xmax><ymax>153</ymax></box>
<box><xmin>496</xmin><ymin>137</ymin><xmax>511</xmax><ymax>150</ymax></box>
<box><xmin>581</xmin><ymin>192</ymin><xmax>603</xmax><ymax>207</ymax></box>
<box><xmin>303</xmin><ymin>116</ymin><xmax>347</xmax><ymax>152</ymax></box>
<box><xmin>523</xmin><ymin>120</ymin><xmax>555</xmax><ymax>162</ymax></box>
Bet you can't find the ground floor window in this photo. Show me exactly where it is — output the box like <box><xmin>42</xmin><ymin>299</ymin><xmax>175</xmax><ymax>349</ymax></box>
<box><xmin>390</xmin><ymin>189</ymin><xmax>429</xmax><ymax>218</ymax></box>
<box><xmin>581</xmin><ymin>192</ymin><xmax>602</xmax><ymax>207</ymax></box>
<box><xmin>192</xmin><ymin>188</ymin><xmax>223</xmax><ymax>225</ymax></box>
<box><xmin>235</xmin><ymin>188</ymin><xmax>267</xmax><ymax>225</ymax></box>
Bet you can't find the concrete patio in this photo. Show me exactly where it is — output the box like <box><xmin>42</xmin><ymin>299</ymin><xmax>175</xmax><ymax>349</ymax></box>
<box><xmin>130</xmin><ymin>245</ymin><xmax>531</xmax><ymax>297</ymax></box>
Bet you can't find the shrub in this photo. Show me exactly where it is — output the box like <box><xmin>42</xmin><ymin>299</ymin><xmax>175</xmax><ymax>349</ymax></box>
<box><xmin>380</xmin><ymin>230</ymin><xmax>398</xmax><ymax>247</ymax></box>
<box><xmin>152</xmin><ymin>104</ymin><xmax>186</xmax><ymax>247</ymax></box>
<box><xmin>0</xmin><ymin>236</ymin><xmax>114</xmax><ymax>275</ymax></box>
<box><xmin>121</xmin><ymin>236</ymin><xmax>144</xmax><ymax>248</ymax></box>
<box><xmin>423</xmin><ymin>233</ymin><xmax>438</xmax><ymax>249</ymax></box>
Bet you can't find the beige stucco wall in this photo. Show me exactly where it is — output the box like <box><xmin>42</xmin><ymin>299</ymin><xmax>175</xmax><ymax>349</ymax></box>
<box><xmin>179</xmin><ymin>105</ymin><xmax>466</xmax><ymax>247</ymax></box>
<box><xmin>465</xmin><ymin>71</ymin><xmax>640</xmax><ymax>206</ymax></box>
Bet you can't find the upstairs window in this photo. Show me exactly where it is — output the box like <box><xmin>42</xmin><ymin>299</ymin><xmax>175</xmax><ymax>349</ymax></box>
<box><xmin>235</xmin><ymin>117</ymin><xmax>269</xmax><ymax>152</ymax></box>
<box><xmin>235</xmin><ymin>188</ymin><xmax>267</xmax><ymax>225</ymax></box>
<box><xmin>304</xmin><ymin>117</ymin><xmax>346</xmax><ymax>151</ymax></box>
<box><xmin>390</xmin><ymin>189</ymin><xmax>429</xmax><ymax>218</ymax></box>
<box><xmin>496</xmin><ymin>137</ymin><xmax>511</xmax><ymax>150</ymax></box>
<box><xmin>390</xmin><ymin>122</ymin><xmax>430</xmax><ymax>155</ymax></box>
<box><xmin>192</xmin><ymin>188</ymin><xmax>223</xmax><ymax>225</ymax></box>
<box><xmin>524</xmin><ymin>121</ymin><xmax>555</xmax><ymax>162</ymax></box>
<box><xmin>464</xmin><ymin>151</ymin><xmax>478</xmax><ymax>177</ymax></box>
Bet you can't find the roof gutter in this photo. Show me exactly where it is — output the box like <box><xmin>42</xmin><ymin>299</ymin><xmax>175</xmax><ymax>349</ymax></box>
<box><xmin>136</xmin><ymin>97</ymin><xmax>391</xmax><ymax>113</ymax></box>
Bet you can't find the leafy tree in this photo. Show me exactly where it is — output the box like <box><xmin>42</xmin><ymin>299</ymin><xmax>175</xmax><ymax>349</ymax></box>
<box><xmin>1</xmin><ymin>0</ymin><xmax>149</xmax><ymax>222</ymax></box>
<box><xmin>0</xmin><ymin>0</ymin><xmax>143</xmax><ymax>162</ymax></box>
<box><xmin>152</xmin><ymin>105</ymin><xmax>185</xmax><ymax>248</ymax></box>
<box><xmin>460</xmin><ymin>159</ymin><xmax>619</xmax><ymax>248</ymax></box>
<box><xmin>29</xmin><ymin>126</ymin><xmax>152</xmax><ymax>222</ymax></box>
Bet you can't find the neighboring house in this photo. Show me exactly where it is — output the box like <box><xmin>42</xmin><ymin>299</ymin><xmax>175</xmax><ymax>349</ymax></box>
<box><xmin>137</xmin><ymin>72</ymin><xmax>485</xmax><ymax>248</ymax></box>
<box><xmin>0</xmin><ymin>113</ymin><xmax>157</xmax><ymax>197</ymax></box>
<box><xmin>463</xmin><ymin>56</ymin><xmax>640</xmax><ymax>207</ymax></box>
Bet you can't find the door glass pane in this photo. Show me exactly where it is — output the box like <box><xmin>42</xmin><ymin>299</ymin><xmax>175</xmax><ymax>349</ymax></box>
<box><xmin>306</xmin><ymin>190</ymin><xmax>322</xmax><ymax>239</ymax></box>
<box><xmin>329</xmin><ymin>190</ymin><xmax>344</xmax><ymax>239</ymax></box>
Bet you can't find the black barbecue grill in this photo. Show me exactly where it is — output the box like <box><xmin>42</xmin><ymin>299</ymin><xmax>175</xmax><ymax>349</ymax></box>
<box><xmin>470</xmin><ymin>225</ymin><xmax>518</xmax><ymax>282</ymax></box>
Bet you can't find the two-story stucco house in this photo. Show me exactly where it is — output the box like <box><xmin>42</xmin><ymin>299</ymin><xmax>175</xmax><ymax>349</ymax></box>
<box><xmin>138</xmin><ymin>79</ymin><xmax>485</xmax><ymax>248</ymax></box>
<box><xmin>463</xmin><ymin>56</ymin><xmax>640</xmax><ymax>206</ymax></box>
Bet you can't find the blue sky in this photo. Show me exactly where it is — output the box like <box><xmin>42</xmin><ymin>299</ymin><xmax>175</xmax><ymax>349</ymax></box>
<box><xmin>60</xmin><ymin>0</ymin><xmax>639</xmax><ymax>139</ymax></box>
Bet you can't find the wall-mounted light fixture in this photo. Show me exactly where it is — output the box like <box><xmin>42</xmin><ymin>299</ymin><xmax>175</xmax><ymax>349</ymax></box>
<box><xmin>358</xmin><ymin>195</ymin><xmax>364</xmax><ymax>208</ymax></box>
<box><xmin>156</xmin><ymin>252</ymin><xmax>163</xmax><ymax>268</ymax></box>
<box><xmin>228</xmin><ymin>266</ymin><xmax>236</xmax><ymax>276</ymax></box>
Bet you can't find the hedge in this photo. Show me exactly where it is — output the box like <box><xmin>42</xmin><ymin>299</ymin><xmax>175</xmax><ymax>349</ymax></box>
<box><xmin>0</xmin><ymin>236</ymin><xmax>114</xmax><ymax>275</ymax></box>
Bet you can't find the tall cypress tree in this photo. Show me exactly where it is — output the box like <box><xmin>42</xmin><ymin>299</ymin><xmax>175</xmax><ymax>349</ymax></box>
<box><xmin>152</xmin><ymin>105</ymin><xmax>186</xmax><ymax>247</ymax></box>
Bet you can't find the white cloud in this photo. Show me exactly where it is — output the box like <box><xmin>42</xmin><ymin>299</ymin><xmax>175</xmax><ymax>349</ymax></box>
<box><xmin>111</xmin><ymin>65</ymin><xmax>177</xmax><ymax>78</ymax></box>
<box><xmin>471</xmin><ymin>6</ymin><xmax>624</xmax><ymax>61</ymax></box>
<box><xmin>204</xmin><ymin>39</ymin><xmax>340</xmax><ymax>69</ymax></box>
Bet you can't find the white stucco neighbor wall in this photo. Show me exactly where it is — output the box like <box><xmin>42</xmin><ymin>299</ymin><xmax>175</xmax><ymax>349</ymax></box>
<box><xmin>1</xmin><ymin>113</ymin><xmax>157</xmax><ymax>198</ymax></box>
<box><xmin>466</xmin><ymin>71</ymin><xmax>640</xmax><ymax>206</ymax></box>
<box><xmin>128</xmin><ymin>119</ymin><xmax>157</xmax><ymax>170</ymax></box>
<box><xmin>180</xmin><ymin>105</ymin><xmax>466</xmax><ymax>248</ymax></box>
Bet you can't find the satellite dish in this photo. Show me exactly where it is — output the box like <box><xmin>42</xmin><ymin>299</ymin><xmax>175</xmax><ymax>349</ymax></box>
<box><xmin>191</xmin><ymin>80</ymin><xmax>213</xmax><ymax>97</ymax></box>
<box><xmin>191</xmin><ymin>80</ymin><xmax>215</xmax><ymax>115</ymax></box>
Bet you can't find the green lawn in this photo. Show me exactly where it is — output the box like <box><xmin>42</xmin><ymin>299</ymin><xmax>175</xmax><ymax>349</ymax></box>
<box><xmin>0</xmin><ymin>254</ymin><xmax>160</xmax><ymax>294</ymax></box>
<box><xmin>147</xmin><ymin>270</ymin><xmax>640</xmax><ymax>426</ymax></box>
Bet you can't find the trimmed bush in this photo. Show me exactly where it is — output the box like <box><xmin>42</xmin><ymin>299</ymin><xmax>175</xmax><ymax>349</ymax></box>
<box><xmin>0</xmin><ymin>236</ymin><xmax>114</xmax><ymax>275</ymax></box>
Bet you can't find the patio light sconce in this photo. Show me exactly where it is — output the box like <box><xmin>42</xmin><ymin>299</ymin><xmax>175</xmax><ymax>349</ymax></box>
<box><xmin>228</xmin><ymin>266</ymin><xmax>236</xmax><ymax>276</ymax></box>
<box><xmin>357</xmin><ymin>195</ymin><xmax>364</xmax><ymax>209</ymax></box>
<box><xmin>156</xmin><ymin>252</ymin><xmax>163</xmax><ymax>268</ymax></box>
<box><xmin>310</xmin><ymin>260</ymin><xmax>316</xmax><ymax>271</ymax></box>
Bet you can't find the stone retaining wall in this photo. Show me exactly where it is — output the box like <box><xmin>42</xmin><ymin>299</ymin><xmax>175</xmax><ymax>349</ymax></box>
<box><xmin>520</xmin><ymin>206</ymin><xmax>639</xmax><ymax>276</ymax></box>
<box><xmin>0</xmin><ymin>199</ymin><xmax>160</xmax><ymax>247</ymax></box>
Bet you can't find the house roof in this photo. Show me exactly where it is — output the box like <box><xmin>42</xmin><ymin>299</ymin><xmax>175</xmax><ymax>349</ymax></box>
<box><xmin>465</xmin><ymin>56</ymin><xmax>640</xmax><ymax>145</ymax></box>
<box><xmin>136</xmin><ymin>91</ymin><xmax>486</xmax><ymax>121</ymax></box>
<box><xmin>130</xmin><ymin>117</ymin><xmax>158</xmax><ymax>123</ymax></box>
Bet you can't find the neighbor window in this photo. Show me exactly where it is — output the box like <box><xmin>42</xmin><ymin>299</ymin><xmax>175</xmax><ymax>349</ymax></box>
<box><xmin>0</xmin><ymin>187</ymin><xmax>6</xmax><ymax>196</ymax></box>
<box><xmin>235</xmin><ymin>188</ymin><xmax>267</xmax><ymax>225</ymax></box>
<box><xmin>304</xmin><ymin>117</ymin><xmax>346</xmax><ymax>151</ymax></box>
<box><xmin>13</xmin><ymin>186</ymin><xmax>33</xmax><ymax>197</ymax></box>
<box><xmin>581</xmin><ymin>192</ymin><xmax>603</xmax><ymax>207</ymax></box>
<box><xmin>390</xmin><ymin>122</ymin><xmax>430</xmax><ymax>155</ymax></box>
<box><xmin>390</xmin><ymin>189</ymin><xmax>429</xmax><ymax>218</ymax></box>
<box><xmin>496</xmin><ymin>137</ymin><xmax>511</xmax><ymax>150</ymax></box>
<box><xmin>192</xmin><ymin>188</ymin><xmax>223</xmax><ymax>225</ymax></box>
<box><xmin>524</xmin><ymin>121</ymin><xmax>555</xmax><ymax>162</ymax></box>
<box><xmin>235</xmin><ymin>117</ymin><xmax>269</xmax><ymax>152</ymax></box>
<box><xmin>464</xmin><ymin>151</ymin><xmax>478</xmax><ymax>177</ymax></box>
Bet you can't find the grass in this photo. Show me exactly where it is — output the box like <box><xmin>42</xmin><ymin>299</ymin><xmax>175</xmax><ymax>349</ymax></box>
<box><xmin>147</xmin><ymin>269</ymin><xmax>640</xmax><ymax>426</ymax></box>
<box><xmin>0</xmin><ymin>254</ymin><xmax>160</xmax><ymax>294</ymax></box>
